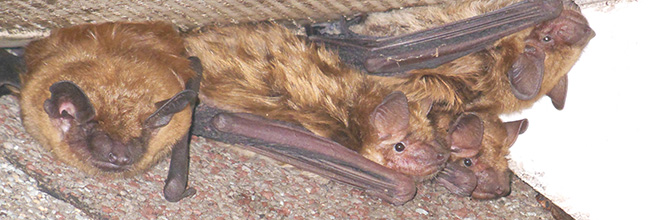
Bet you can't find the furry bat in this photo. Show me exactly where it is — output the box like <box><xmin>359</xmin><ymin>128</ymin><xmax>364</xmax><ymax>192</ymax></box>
<box><xmin>305</xmin><ymin>0</ymin><xmax>545</xmax><ymax>199</ymax></box>
<box><xmin>2</xmin><ymin>22</ymin><xmax>200</xmax><ymax>202</ymax></box>
<box><xmin>191</xmin><ymin>106</ymin><xmax>418</xmax><ymax>204</ymax></box>
<box><xmin>305</xmin><ymin>0</ymin><xmax>563</xmax><ymax>76</ymax></box>
<box><xmin>185</xmin><ymin>23</ymin><xmax>455</xmax><ymax>204</ymax></box>
<box><xmin>432</xmin><ymin>112</ymin><xmax>528</xmax><ymax>199</ymax></box>
<box><xmin>306</xmin><ymin>0</ymin><xmax>594</xmax><ymax>113</ymax></box>
<box><xmin>186</xmin><ymin>0</ymin><xmax>546</xmax><ymax>202</ymax></box>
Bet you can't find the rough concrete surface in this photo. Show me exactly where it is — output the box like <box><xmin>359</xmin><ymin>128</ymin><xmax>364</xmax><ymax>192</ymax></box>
<box><xmin>0</xmin><ymin>94</ymin><xmax>555</xmax><ymax>219</ymax></box>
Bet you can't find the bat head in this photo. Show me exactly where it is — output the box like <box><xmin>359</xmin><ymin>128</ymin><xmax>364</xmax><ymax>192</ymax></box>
<box><xmin>437</xmin><ymin>114</ymin><xmax>527</xmax><ymax>199</ymax></box>
<box><xmin>360</xmin><ymin>91</ymin><xmax>450</xmax><ymax>180</ymax></box>
<box><xmin>508</xmin><ymin>7</ymin><xmax>595</xmax><ymax>109</ymax></box>
<box><xmin>42</xmin><ymin>80</ymin><xmax>196</xmax><ymax>174</ymax></box>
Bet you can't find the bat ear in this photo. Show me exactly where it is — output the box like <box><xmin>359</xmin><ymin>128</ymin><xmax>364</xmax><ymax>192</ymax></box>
<box><xmin>547</xmin><ymin>74</ymin><xmax>567</xmax><ymax>110</ymax></box>
<box><xmin>508</xmin><ymin>44</ymin><xmax>545</xmax><ymax>101</ymax></box>
<box><xmin>43</xmin><ymin>81</ymin><xmax>96</xmax><ymax>124</ymax></box>
<box><xmin>185</xmin><ymin>56</ymin><xmax>203</xmax><ymax>93</ymax></box>
<box><xmin>145</xmin><ymin>90</ymin><xmax>197</xmax><ymax>129</ymax></box>
<box><xmin>371</xmin><ymin>91</ymin><xmax>409</xmax><ymax>141</ymax></box>
<box><xmin>503</xmin><ymin>118</ymin><xmax>528</xmax><ymax>148</ymax></box>
<box><xmin>420</xmin><ymin>97</ymin><xmax>434</xmax><ymax>115</ymax></box>
<box><xmin>448</xmin><ymin>113</ymin><xmax>483</xmax><ymax>158</ymax></box>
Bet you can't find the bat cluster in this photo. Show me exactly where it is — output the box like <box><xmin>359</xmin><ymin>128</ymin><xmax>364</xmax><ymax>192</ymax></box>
<box><xmin>0</xmin><ymin>0</ymin><xmax>593</xmax><ymax>208</ymax></box>
<box><xmin>305</xmin><ymin>0</ymin><xmax>593</xmax><ymax>201</ymax></box>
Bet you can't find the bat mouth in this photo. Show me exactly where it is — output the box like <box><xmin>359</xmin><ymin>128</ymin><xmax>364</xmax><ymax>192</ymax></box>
<box><xmin>91</xmin><ymin>160</ymin><xmax>132</xmax><ymax>172</ymax></box>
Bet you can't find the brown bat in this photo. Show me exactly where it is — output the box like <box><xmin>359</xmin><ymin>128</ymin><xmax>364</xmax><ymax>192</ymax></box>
<box><xmin>306</xmin><ymin>0</ymin><xmax>594</xmax><ymax>113</ymax></box>
<box><xmin>303</xmin><ymin>0</ymin><xmax>592</xmax><ymax>199</ymax></box>
<box><xmin>305</xmin><ymin>0</ymin><xmax>552</xmax><ymax>199</ymax></box>
<box><xmin>431</xmin><ymin>112</ymin><xmax>528</xmax><ymax>199</ymax></box>
<box><xmin>185</xmin><ymin>23</ymin><xmax>455</xmax><ymax>204</ymax></box>
<box><xmin>186</xmin><ymin>0</ymin><xmax>559</xmax><ymax>203</ymax></box>
<box><xmin>0</xmin><ymin>22</ymin><xmax>200</xmax><ymax>202</ymax></box>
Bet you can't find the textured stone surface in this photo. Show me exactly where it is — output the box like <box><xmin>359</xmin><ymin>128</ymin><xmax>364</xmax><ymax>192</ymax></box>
<box><xmin>0</xmin><ymin>94</ymin><xmax>555</xmax><ymax>219</ymax></box>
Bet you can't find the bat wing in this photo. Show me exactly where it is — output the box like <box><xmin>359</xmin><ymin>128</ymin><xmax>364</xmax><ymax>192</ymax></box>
<box><xmin>192</xmin><ymin>104</ymin><xmax>417</xmax><ymax>205</ymax></box>
<box><xmin>306</xmin><ymin>0</ymin><xmax>563</xmax><ymax>75</ymax></box>
<box><xmin>0</xmin><ymin>48</ymin><xmax>26</xmax><ymax>94</ymax></box>
<box><xmin>162</xmin><ymin>56</ymin><xmax>203</xmax><ymax>202</ymax></box>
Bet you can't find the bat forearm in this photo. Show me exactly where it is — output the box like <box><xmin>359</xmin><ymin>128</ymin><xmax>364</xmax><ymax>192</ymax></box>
<box><xmin>307</xmin><ymin>0</ymin><xmax>563</xmax><ymax>75</ymax></box>
<box><xmin>163</xmin><ymin>132</ymin><xmax>196</xmax><ymax>202</ymax></box>
<box><xmin>192</xmin><ymin>104</ymin><xmax>417</xmax><ymax>205</ymax></box>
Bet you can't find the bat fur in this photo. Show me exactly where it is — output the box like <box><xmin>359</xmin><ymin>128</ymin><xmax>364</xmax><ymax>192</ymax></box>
<box><xmin>306</xmin><ymin>0</ymin><xmax>593</xmax><ymax>199</ymax></box>
<box><xmin>184</xmin><ymin>23</ymin><xmax>450</xmax><ymax>181</ymax></box>
<box><xmin>346</xmin><ymin>0</ymin><xmax>594</xmax><ymax>113</ymax></box>
<box><xmin>13</xmin><ymin>21</ymin><xmax>198</xmax><ymax>201</ymax></box>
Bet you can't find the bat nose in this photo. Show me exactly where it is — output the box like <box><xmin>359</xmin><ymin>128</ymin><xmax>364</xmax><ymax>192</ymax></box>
<box><xmin>108</xmin><ymin>144</ymin><xmax>133</xmax><ymax>166</ymax></box>
<box><xmin>108</xmin><ymin>152</ymin><xmax>131</xmax><ymax>165</ymax></box>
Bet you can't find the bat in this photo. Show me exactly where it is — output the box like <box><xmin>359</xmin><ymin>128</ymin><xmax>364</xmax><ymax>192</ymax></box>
<box><xmin>305</xmin><ymin>0</ymin><xmax>563</xmax><ymax>76</ymax></box>
<box><xmin>432</xmin><ymin>112</ymin><xmax>528</xmax><ymax>199</ymax></box>
<box><xmin>186</xmin><ymin>0</ymin><xmax>559</xmax><ymax>203</ymax></box>
<box><xmin>192</xmin><ymin>106</ymin><xmax>419</xmax><ymax>204</ymax></box>
<box><xmin>305</xmin><ymin>0</ymin><xmax>552</xmax><ymax>199</ymax></box>
<box><xmin>1</xmin><ymin>22</ymin><xmax>201</xmax><ymax>202</ymax></box>
<box><xmin>185</xmin><ymin>23</ymin><xmax>454</xmax><ymax>205</ymax></box>
<box><xmin>306</xmin><ymin>0</ymin><xmax>594</xmax><ymax>114</ymax></box>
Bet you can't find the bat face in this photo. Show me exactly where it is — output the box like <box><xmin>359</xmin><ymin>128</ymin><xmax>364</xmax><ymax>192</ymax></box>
<box><xmin>359</xmin><ymin>92</ymin><xmax>449</xmax><ymax>179</ymax></box>
<box><xmin>506</xmin><ymin>6</ymin><xmax>595</xmax><ymax>109</ymax></box>
<box><xmin>366</xmin><ymin>136</ymin><xmax>449</xmax><ymax>179</ymax></box>
<box><xmin>435</xmin><ymin>113</ymin><xmax>527</xmax><ymax>199</ymax></box>
<box><xmin>19</xmin><ymin>22</ymin><xmax>196</xmax><ymax>177</ymax></box>
<box><xmin>42</xmin><ymin>81</ymin><xmax>145</xmax><ymax>172</ymax></box>
<box><xmin>40</xmin><ymin>80</ymin><xmax>195</xmax><ymax>173</ymax></box>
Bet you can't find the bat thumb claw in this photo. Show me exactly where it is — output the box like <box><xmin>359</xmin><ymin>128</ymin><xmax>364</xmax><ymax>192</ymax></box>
<box><xmin>211</xmin><ymin>113</ymin><xmax>234</xmax><ymax>132</ymax></box>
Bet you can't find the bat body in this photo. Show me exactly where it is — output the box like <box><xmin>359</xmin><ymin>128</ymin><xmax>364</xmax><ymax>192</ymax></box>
<box><xmin>186</xmin><ymin>23</ymin><xmax>449</xmax><ymax>179</ymax></box>
<box><xmin>309</xmin><ymin>0</ymin><xmax>594</xmax><ymax>113</ymax></box>
<box><xmin>304</xmin><ymin>0</ymin><xmax>592</xmax><ymax>199</ymax></box>
<box><xmin>186</xmin><ymin>0</ymin><xmax>567</xmax><ymax>202</ymax></box>
<box><xmin>185</xmin><ymin>23</ymin><xmax>456</xmax><ymax>204</ymax></box>
<box><xmin>8</xmin><ymin>22</ymin><xmax>199</xmax><ymax>202</ymax></box>
<box><xmin>431</xmin><ymin>112</ymin><xmax>528</xmax><ymax>199</ymax></box>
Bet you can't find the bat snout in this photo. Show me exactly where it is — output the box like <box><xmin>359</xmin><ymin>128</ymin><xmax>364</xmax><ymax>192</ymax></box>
<box><xmin>108</xmin><ymin>147</ymin><xmax>133</xmax><ymax>166</ymax></box>
<box><xmin>471</xmin><ymin>168</ymin><xmax>512</xmax><ymax>199</ymax></box>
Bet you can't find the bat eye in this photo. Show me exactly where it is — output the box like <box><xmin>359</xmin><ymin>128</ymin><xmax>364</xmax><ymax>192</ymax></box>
<box><xmin>463</xmin><ymin>158</ymin><xmax>473</xmax><ymax>167</ymax></box>
<box><xmin>542</xmin><ymin>36</ymin><xmax>552</xmax><ymax>42</ymax></box>
<box><xmin>394</xmin><ymin>142</ymin><xmax>406</xmax><ymax>152</ymax></box>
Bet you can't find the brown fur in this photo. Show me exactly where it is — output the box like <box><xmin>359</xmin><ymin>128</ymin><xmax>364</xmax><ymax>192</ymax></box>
<box><xmin>429</xmin><ymin>111</ymin><xmax>519</xmax><ymax>199</ymax></box>
<box><xmin>20</xmin><ymin>21</ymin><xmax>195</xmax><ymax>177</ymax></box>
<box><xmin>344</xmin><ymin>0</ymin><xmax>591</xmax><ymax>198</ymax></box>
<box><xmin>355</xmin><ymin>0</ymin><xmax>593</xmax><ymax>114</ymax></box>
<box><xmin>185</xmin><ymin>23</ymin><xmax>447</xmax><ymax>179</ymax></box>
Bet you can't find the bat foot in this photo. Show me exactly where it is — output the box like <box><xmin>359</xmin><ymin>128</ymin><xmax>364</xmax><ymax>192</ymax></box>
<box><xmin>163</xmin><ymin>177</ymin><xmax>196</xmax><ymax>202</ymax></box>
